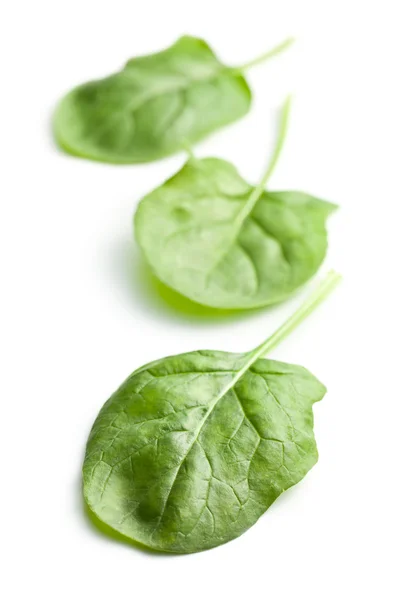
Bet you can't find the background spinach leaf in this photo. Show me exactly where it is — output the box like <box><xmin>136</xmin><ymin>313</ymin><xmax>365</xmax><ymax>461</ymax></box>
<box><xmin>83</xmin><ymin>271</ymin><xmax>340</xmax><ymax>553</ymax></box>
<box><xmin>135</xmin><ymin>99</ymin><xmax>337</xmax><ymax>308</ymax></box>
<box><xmin>54</xmin><ymin>35</ymin><xmax>293</xmax><ymax>163</ymax></box>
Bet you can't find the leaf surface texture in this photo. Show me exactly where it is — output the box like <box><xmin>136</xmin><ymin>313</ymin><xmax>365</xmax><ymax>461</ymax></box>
<box><xmin>83</xmin><ymin>350</ymin><xmax>325</xmax><ymax>553</ymax></box>
<box><xmin>135</xmin><ymin>157</ymin><xmax>336</xmax><ymax>308</ymax></box>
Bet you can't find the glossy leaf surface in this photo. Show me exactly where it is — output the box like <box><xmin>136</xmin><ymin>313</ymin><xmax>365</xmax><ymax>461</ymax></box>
<box><xmin>135</xmin><ymin>156</ymin><xmax>336</xmax><ymax>308</ymax></box>
<box><xmin>84</xmin><ymin>351</ymin><xmax>325</xmax><ymax>553</ymax></box>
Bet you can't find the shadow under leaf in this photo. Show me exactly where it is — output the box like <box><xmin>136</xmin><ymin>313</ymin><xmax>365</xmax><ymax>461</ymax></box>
<box><xmin>112</xmin><ymin>237</ymin><xmax>269</xmax><ymax>324</ymax></box>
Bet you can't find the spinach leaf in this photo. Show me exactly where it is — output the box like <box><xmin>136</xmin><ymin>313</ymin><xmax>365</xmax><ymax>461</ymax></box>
<box><xmin>135</xmin><ymin>98</ymin><xmax>337</xmax><ymax>308</ymax></box>
<box><xmin>83</xmin><ymin>271</ymin><xmax>340</xmax><ymax>553</ymax></box>
<box><xmin>54</xmin><ymin>35</ymin><xmax>293</xmax><ymax>163</ymax></box>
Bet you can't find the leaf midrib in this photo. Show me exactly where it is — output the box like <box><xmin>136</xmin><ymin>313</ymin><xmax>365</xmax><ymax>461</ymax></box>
<box><xmin>202</xmin><ymin>197</ymin><xmax>292</xmax><ymax>290</ymax></box>
<box><xmin>153</xmin><ymin>347</ymin><xmax>264</xmax><ymax>532</ymax></box>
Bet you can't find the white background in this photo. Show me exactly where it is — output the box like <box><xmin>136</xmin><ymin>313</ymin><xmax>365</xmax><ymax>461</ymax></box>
<box><xmin>1</xmin><ymin>1</ymin><xmax>399</xmax><ymax>598</ymax></box>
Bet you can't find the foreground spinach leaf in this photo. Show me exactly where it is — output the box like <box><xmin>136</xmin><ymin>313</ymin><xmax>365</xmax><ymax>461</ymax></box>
<box><xmin>135</xmin><ymin>98</ymin><xmax>337</xmax><ymax>308</ymax></box>
<box><xmin>83</xmin><ymin>271</ymin><xmax>340</xmax><ymax>553</ymax></box>
<box><xmin>54</xmin><ymin>35</ymin><xmax>293</xmax><ymax>163</ymax></box>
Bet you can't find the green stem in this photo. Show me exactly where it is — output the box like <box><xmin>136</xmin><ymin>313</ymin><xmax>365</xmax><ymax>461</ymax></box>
<box><xmin>233</xmin><ymin>95</ymin><xmax>291</xmax><ymax>227</ymax></box>
<box><xmin>233</xmin><ymin>37</ymin><xmax>295</xmax><ymax>72</ymax></box>
<box><xmin>259</xmin><ymin>95</ymin><xmax>291</xmax><ymax>188</ymax></box>
<box><xmin>249</xmin><ymin>270</ymin><xmax>342</xmax><ymax>360</ymax></box>
<box><xmin>181</xmin><ymin>139</ymin><xmax>195</xmax><ymax>161</ymax></box>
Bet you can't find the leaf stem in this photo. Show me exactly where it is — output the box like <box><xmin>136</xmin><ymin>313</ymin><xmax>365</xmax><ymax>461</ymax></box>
<box><xmin>233</xmin><ymin>37</ymin><xmax>295</xmax><ymax>72</ymax></box>
<box><xmin>259</xmin><ymin>95</ymin><xmax>291</xmax><ymax>188</ymax></box>
<box><xmin>249</xmin><ymin>270</ymin><xmax>342</xmax><ymax>360</ymax></box>
<box><xmin>181</xmin><ymin>139</ymin><xmax>195</xmax><ymax>161</ymax></box>
<box><xmin>234</xmin><ymin>95</ymin><xmax>291</xmax><ymax>227</ymax></box>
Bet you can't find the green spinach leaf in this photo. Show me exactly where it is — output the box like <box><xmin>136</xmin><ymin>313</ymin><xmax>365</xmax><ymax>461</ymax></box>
<box><xmin>83</xmin><ymin>271</ymin><xmax>340</xmax><ymax>553</ymax></box>
<box><xmin>135</xmin><ymin>98</ymin><xmax>337</xmax><ymax>308</ymax></box>
<box><xmin>54</xmin><ymin>35</ymin><xmax>293</xmax><ymax>163</ymax></box>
